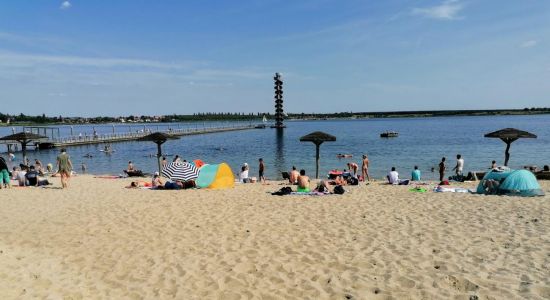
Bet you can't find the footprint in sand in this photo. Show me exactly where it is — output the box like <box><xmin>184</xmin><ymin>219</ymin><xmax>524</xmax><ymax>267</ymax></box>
<box><xmin>397</xmin><ymin>276</ymin><xmax>416</xmax><ymax>289</ymax></box>
<box><xmin>444</xmin><ymin>275</ymin><xmax>479</xmax><ymax>292</ymax></box>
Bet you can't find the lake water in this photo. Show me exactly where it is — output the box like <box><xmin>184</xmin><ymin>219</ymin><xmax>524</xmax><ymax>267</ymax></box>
<box><xmin>1</xmin><ymin>115</ymin><xmax>550</xmax><ymax>180</ymax></box>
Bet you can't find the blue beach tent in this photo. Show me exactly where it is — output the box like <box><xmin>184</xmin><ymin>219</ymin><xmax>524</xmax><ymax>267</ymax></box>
<box><xmin>477</xmin><ymin>169</ymin><xmax>544</xmax><ymax>197</ymax></box>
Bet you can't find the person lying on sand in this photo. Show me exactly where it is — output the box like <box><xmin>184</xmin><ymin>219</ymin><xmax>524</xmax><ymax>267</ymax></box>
<box><xmin>126</xmin><ymin>181</ymin><xmax>152</xmax><ymax>188</ymax></box>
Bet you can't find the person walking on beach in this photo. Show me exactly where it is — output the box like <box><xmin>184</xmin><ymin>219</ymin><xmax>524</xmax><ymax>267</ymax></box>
<box><xmin>438</xmin><ymin>157</ymin><xmax>446</xmax><ymax>181</ymax></box>
<box><xmin>0</xmin><ymin>155</ymin><xmax>11</xmax><ymax>189</ymax></box>
<box><xmin>56</xmin><ymin>148</ymin><xmax>73</xmax><ymax>189</ymax></box>
<box><xmin>361</xmin><ymin>154</ymin><xmax>370</xmax><ymax>182</ymax></box>
<box><xmin>162</xmin><ymin>156</ymin><xmax>167</xmax><ymax>168</ymax></box>
<box><xmin>453</xmin><ymin>154</ymin><xmax>464</xmax><ymax>176</ymax></box>
<box><xmin>258</xmin><ymin>158</ymin><xmax>265</xmax><ymax>183</ymax></box>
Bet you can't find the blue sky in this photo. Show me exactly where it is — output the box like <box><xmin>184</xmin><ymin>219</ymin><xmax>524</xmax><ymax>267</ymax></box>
<box><xmin>1</xmin><ymin>0</ymin><xmax>549</xmax><ymax>117</ymax></box>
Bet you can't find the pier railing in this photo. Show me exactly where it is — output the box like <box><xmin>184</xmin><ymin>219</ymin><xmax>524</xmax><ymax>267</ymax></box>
<box><xmin>46</xmin><ymin>123</ymin><xmax>258</xmax><ymax>146</ymax></box>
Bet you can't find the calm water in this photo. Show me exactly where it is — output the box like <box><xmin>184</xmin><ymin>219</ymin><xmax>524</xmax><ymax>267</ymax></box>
<box><xmin>2</xmin><ymin>115</ymin><xmax>550</xmax><ymax>180</ymax></box>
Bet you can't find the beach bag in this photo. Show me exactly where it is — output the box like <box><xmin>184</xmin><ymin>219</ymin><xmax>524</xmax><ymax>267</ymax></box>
<box><xmin>333</xmin><ymin>185</ymin><xmax>345</xmax><ymax>195</ymax></box>
<box><xmin>347</xmin><ymin>177</ymin><xmax>359</xmax><ymax>186</ymax></box>
<box><xmin>272</xmin><ymin>186</ymin><xmax>292</xmax><ymax>196</ymax></box>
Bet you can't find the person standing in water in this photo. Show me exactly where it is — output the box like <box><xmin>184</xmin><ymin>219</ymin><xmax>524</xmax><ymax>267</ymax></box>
<box><xmin>258</xmin><ymin>158</ymin><xmax>265</xmax><ymax>183</ymax></box>
<box><xmin>56</xmin><ymin>148</ymin><xmax>73</xmax><ymax>189</ymax></box>
<box><xmin>361</xmin><ymin>154</ymin><xmax>370</xmax><ymax>182</ymax></box>
<box><xmin>453</xmin><ymin>154</ymin><xmax>464</xmax><ymax>176</ymax></box>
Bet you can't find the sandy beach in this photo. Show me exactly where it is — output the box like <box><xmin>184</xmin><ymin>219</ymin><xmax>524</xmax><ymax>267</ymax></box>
<box><xmin>0</xmin><ymin>176</ymin><xmax>549</xmax><ymax>299</ymax></box>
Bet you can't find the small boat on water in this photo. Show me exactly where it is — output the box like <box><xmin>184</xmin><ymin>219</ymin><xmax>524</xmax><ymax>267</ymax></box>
<box><xmin>255</xmin><ymin>115</ymin><xmax>268</xmax><ymax>128</ymax></box>
<box><xmin>380</xmin><ymin>131</ymin><xmax>399</xmax><ymax>138</ymax></box>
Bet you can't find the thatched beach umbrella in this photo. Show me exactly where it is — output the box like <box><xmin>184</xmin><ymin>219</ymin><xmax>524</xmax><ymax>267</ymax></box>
<box><xmin>300</xmin><ymin>131</ymin><xmax>336</xmax><ymax>179</ymax></box>
<box><xmin>137</xmin><ymin>132</ymin><xmax>179</xmax><ymax>174</ymax></box>
<box><xmin>0</xmin><ymin>132</ymin><xmax>48</xmax><ymax>163</ymax></box>
<box><xmin>484</xmin><ymin>128</ymin><xmax>537</xmax><ymax>166</ymax></box>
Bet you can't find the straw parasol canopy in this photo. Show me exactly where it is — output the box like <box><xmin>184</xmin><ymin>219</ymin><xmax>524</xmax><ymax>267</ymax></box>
<box><xmin>137</xmin><ymin>132</ymin><xmax>179</xmax><ymax>174</ymax></box>
<box><xmin>484</xmin><ymin>128</ymin><xmax>537</xmax><ymax>166</ymax></box>
<box><xmin>0</xmin><ymin>132</ymin><xmax>48</xmax><ymax>163</ymax></box>
<box><xmin>300</xmin><ymin>131</ymin><xmax>336</xmax><ymax>179</ymax></box>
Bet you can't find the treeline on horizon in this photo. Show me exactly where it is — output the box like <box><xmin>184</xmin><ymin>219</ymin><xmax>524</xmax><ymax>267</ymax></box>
<box><xmin>1</xmin><ymin>107</ymin><xmax>549</xmax><ymax>125</ymax></box>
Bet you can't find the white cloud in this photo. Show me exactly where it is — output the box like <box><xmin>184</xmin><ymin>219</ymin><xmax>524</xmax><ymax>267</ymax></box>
<box><xmin>60</xmin><ymin>1</ymin><xmax>71</xmax><ymax>10</ymax></box>
<box><xmin>412</xmin><ymin>0</ymin><xmax>464</xmax><ymax>20</ymax></box>
<box><xmin>0</xmin><ymin>51</ymin><xmax>191</xmax><ymax>69</ymax></box>
<box><xmin>520</xmin><ymin>40</ymin><xmax>538</xmax><ymax>48</ymax></box>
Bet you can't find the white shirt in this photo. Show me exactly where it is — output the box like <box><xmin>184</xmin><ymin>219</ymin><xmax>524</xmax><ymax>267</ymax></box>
<box><xmin>457</xmin><ymin>158</ymin><xmax>464</xmax><ymax>172</ymax></box>
<box><xmin>388</xmin><ymin>171</ymin><xmax>399</xmax><ymax>184</ymax></box>
<box><xmin>17</xmin><ymin>171</ymin><xmax>27</xmax><ymax>186</ymax></box>
<box><xmin>239</xmin><ymin>170</ymin><xmax>249</xmax><ymax>182</ymax></box>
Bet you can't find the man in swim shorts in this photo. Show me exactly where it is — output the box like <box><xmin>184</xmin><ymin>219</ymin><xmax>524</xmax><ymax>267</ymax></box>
<box><xmin>297</xmin><ymin>169</ymin><xmax>310</xmax><ymax>192</ymax></box>
<box><xmin>56</xmin><ymin>148</ymin><xmax>73</xmax><ymax>189</ymax></box>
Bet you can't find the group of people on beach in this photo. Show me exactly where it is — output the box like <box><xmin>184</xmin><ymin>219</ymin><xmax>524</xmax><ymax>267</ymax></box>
<box><xmin>238</xmin><ymin>158</ymin><xmax>266</xmax><ymax>184</ymax></box>
<box><xmin>0</xmin><ymin>148</ymin><xmax>73</xmax><ymax>189</ymax></box>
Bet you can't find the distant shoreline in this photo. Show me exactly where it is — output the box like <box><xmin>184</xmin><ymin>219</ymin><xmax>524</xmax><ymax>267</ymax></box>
<box><xmin>1</xmin><ymin>108</ymin><xmax>549</xmax><ymax>126</ymax></box>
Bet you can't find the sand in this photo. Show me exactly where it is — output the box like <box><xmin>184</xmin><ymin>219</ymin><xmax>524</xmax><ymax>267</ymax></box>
<box><xmin>0</xmin><ymin>176</ymin><xmax>549</xmax><ymax>299</ymax></box>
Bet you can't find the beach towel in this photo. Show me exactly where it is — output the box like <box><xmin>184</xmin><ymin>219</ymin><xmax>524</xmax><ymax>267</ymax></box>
<box><xmin>290</xmin><ymin>191</ymin><xmax>331</xmax><ymax>196</ymax></box>
<box><xmin>433</xmin><ymin>186</ymin><xmax>470</xmax><ymax>193</ymax></box>
<box><xmin>409</xmin><ymin>187</ymin><xmax>427</xmax><ymax>193</ymax></box>
<box><xmin>94</xmin><ymin>175</ymin><xmax>123</xmax><ymax>179</ymax></box>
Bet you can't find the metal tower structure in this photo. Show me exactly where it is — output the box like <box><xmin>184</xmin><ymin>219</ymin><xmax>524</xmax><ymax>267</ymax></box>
<box><xmin>272</xmin><ymin>72</ymin><xmax>286</xmax><ymax>128</ymax></box>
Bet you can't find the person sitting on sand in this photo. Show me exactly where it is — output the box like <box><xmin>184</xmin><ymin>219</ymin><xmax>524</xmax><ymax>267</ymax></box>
<box><xmin>239</xmin><ymin>165</ymin><xmax>250</xmax><ymax>183</ymax></box>
<box><xmin>127</xmin><ymin>161</ymin><xmax>135</xmax><ymax>172</ymax></box>
<box><xmin>11</xmin><ymin>166</ymin><xmax>19</xmax><ymax>181</ymax></box>
<box><xmin>34</xmin><ymin>159</ymin><xmax>43</xmax><ymax>174</ymax></box>
<box><xmin>25</xmin><ymin>165</ymin><xmax>50</xmax><ymax>187</ymax></box>
<box><xmin>297</xmin><ymin>169</ymin><xmax>310</xmax><ymax>192</ymax></box>
<box><xmin>17</xmin><ymin>165</ymin><xmax>28</xmax><ymax>186</ymax></box>
<box><xmin>334</xmin><ymin>175</ymin><xmax>347</xmax><ymax>186</ymax></box>
<box><xmin>152</xmin><ymin>172</ymin><xmax>164</xmax><ymax>189</ymax></box>
<box><xmin>387</xmin><ymin>167</ymin><xmax>399</xmax><ymax>184</ymax></box>
<box><xmin>25</xmin><ymin>165</ymin><xmax>39</xmax><ymax>186</ymax></box>
<box><xmin>289</xmin><ymin>166</ymin><xmax>299</xmax><ymax>184</ymax></box>
<box><xmin>411</xmin><ymin>166</ymin><xmax>421</xmax><ymax>181</ymax></box>
<box><xmin>314</xmin><ymin>180</ymin><xmax>330</xmax><ymax>193</ymax></box>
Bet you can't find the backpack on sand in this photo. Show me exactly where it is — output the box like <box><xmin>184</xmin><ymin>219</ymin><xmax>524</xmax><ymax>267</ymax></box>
<box><xmin>333</xmin><ymin>185</ymin><xmax>345</xmax><ymax>195</ymax></box>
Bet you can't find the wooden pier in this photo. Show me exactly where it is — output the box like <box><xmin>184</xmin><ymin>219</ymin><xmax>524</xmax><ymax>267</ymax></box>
<box><xmin>1</xmin><ymin>123</ymin><xmax>260</xmax><ymax>151</ymax></box>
